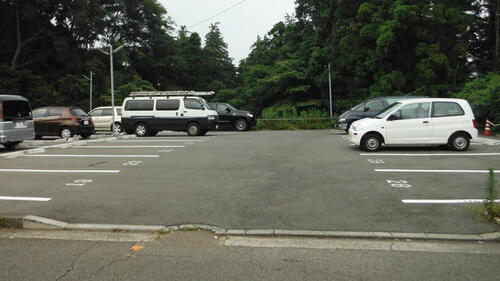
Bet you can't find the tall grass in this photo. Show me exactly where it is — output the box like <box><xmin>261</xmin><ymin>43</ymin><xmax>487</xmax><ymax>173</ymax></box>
<box><xmin>256</xmin><ymin>105</ymin><xmax>336</xmax><ymax>130</ymax></box>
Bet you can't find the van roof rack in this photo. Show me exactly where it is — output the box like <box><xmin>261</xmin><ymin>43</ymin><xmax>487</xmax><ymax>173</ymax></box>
<box><xmin>130</xmin><ymin>91</ymin><xmax>215</xmax><ymax>97</ymax></box>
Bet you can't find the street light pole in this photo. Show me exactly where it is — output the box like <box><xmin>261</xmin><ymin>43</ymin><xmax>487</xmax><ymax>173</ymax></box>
<box><xmin>109</xmin><ymin>44</ymin><xmax>115</xmax><ymax>134</ymax></box>
<box><xmin>99</xmin><ymin>43</ymin><xmax>125</xmax><ymax>135</ymax></box>
<box><xmin>327</xmin><ymin>63</ymin><xmax>333</xmax><ymax>119</ymax></box>
<box><xmin>83</xmin><ymin>71</ymin><xmax>94</xmax><ymax>112</ymax></box>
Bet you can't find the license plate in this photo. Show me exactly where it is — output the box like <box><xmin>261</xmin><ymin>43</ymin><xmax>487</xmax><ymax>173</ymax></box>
<box><xmin>84</xmin><ymin>120</ymin><xmax>89</xmax><ymax>125</ymax></box>
<box><xmin>14</xmin><ymin>122</ymin><xmax>27</xmax><ymax>128</ymax></box>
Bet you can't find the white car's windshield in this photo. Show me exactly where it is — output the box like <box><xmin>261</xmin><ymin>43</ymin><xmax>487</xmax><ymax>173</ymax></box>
<box><xmin>375</xmin><ymin>102</ymin><xmax>401</xmax><ymax>119</ymax></box>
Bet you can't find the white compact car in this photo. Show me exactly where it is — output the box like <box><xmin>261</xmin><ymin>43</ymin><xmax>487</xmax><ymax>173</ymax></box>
<box><xmin>89</xmin><ymin>106</ymin><xmax>122</xmax><ymax>134</ymax></box>
<box><xmin>348</xmin><ymin>98</ymin><xmax>479</xmax><ymax>152</ymax></box>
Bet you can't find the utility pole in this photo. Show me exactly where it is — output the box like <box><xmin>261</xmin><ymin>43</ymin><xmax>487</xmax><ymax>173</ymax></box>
<box><xmin>83</xmin><ymin>71</ymin><xmax>94</xmax><ymax>111</ymax></box>
<box><xmin>496</xmin><ymin>0</ymin><xmax>499</xmax><ymax>68</ymax></box>
<box><xmin>98</xmin><ymin>43</ymin><xmax>126</xmax><ymax>135</ymax></box>
<box><xmin>327</xmin><ymin>63</ymin><xmax>333</xmax><ymax>119</ymax></box>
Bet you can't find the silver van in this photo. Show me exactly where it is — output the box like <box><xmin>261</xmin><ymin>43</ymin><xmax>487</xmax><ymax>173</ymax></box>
<box><xmin>0</xmin><ymin>95</ymin><xmax>35</xmax><ymax>149</ymax></box>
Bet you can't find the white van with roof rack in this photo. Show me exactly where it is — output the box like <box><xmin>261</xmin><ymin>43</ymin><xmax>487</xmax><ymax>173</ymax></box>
<box><xmin>121</xmin><ymin>91</ymin><xmax>219</xmax><ymax>137</ymax></box>
<box><xmin>348</xmin><ymin>98</ymin><xmax>479</xmax><ymax>152</ymax></box>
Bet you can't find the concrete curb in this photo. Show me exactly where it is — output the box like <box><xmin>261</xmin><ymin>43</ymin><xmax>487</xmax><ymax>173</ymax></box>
<box><xmin>1</xmin><ymin>215</ymin><xmax>499</xmax><ymax>242</ymax></box>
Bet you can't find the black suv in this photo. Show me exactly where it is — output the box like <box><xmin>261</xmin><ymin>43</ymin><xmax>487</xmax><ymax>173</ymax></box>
<box><xmin>337</xmin><ymin>96</ymin><xmax>423</xmax><ymax>132</ymax></box>
<box><xmin>209</xmin><ymin>102</ymin><xmax>256</xmax><ymax>131</ymax></box>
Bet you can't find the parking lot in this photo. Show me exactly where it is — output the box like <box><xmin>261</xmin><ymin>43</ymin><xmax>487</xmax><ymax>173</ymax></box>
<box><xmin>0</xmin><ymin>130</ymin><xmax>499</xmax><ymax>234</ymax></box>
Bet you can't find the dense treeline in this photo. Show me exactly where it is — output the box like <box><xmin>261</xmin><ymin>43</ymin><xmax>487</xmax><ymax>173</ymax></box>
<box><xmin>218</xmin><ymin>0</ymin><xmax>499</xmax><ymax>122</ymax></box>
<box><xmin>0</xmin><ymin>0</ymin><xmax>498</xmax><ymax>122</ymax></box>
<box><xmin>0</xmin><ymin>0</ymin><xmax>236</xmax><ymax>110</ymax></box>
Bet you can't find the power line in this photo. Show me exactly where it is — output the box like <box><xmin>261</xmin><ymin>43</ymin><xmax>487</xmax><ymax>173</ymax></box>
<box><xmin>188</xmin><ymin>0</ymin><xmax>247</xmax><ymax>29</ymax></box>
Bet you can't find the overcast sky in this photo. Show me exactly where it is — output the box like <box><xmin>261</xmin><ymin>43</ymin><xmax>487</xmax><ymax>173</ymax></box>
<box><xmin>158</xmin><ymin>0</ymin><xmax>296</xmax><ymax>64</ymax></box>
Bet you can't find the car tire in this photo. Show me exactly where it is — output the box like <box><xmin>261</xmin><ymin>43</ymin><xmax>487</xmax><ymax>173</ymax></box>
<box><xmin>234</xmin><ymin>119</ymin><xmax>248</xmax><ymax>131</ymax></box>
<box><xmin>361</xmin><ymin>133</ymin><xmax>382</xmax><ymax>152</ymax></box>
<box><xmin>80</xmin><ymin>133</ymin><xmax>91</xmax><ymax>139</ymax></box>
<box><xmin>112</xmin><ymin>122</ymin><xmax>122</xmax><ymax>134</ymax></box>
<box><xmin>449</xmin><ymin>133</ymin><xmax>470</xmax><ymax>151</ymax></box>
<box><xmin>60</xmin><ymin>127</ymin><xmax>74</xmax><ymax>139</ymax></box>
<box><xmin>186</xmin><ymin>122</ymin><xmax>201</xmax><ymax>136</ymax></box>
<box><xmin>134</xmin><ymin>123</ymin><xmax>149</xmax><ymax>137</ymax></box>
<box><xmin>3</xmin><ymin>141</ymin><xmax>21</xmax><ymax>150</ymax></box>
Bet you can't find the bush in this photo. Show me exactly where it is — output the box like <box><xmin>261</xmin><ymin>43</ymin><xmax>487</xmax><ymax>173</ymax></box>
<box><xmin>256</xmin><ymin>104</ymin><xmax>335</xmax><ymax>130</ymax></box>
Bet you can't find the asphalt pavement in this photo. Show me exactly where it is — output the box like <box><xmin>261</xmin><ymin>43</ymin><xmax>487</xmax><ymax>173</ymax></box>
<box><xmin>1</xmin><ymin>230</ymin><xmax>499</xmax><ymax>281</ymax></box>
<box><xmin>0</xmin><ymin>130</ymin><xmax>499</xmax><ymax>234</ymax></box>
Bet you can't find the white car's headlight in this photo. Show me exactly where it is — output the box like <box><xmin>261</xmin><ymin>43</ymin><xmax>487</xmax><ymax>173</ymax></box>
<box><xmin>247</xmin><ymin>113</ymin><xmax>254</xmax><ymax>118</ymax></box>
<box><xmin>352</xmin><ymin>124</ymin><xmax>362</xmax><ymax>131</ymax></box>
<box><xmin>208</xmin><ymin>115</ymin><xmax>216</xmax><ymax>121</ymax></box>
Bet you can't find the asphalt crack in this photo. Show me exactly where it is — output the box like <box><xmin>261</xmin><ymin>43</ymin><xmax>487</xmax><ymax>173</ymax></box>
<box><xmin>55</xmin><ymin>242</ymin><xmax>97</xmax><ymax>281</ymax></box>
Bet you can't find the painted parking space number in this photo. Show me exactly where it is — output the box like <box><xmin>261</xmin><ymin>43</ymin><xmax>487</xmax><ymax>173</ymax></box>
<box><xmin>368</xmin><ymin>159</ymin><xmax>385</xmax><ymax>164</ymax></box>
<box><xmin>66</xmin><ymin>179</ymin><xmax>93</xmax><ymax>187</ymax></box>
<box><xmin>123</xmin><ymin>161</ymin><xmax>143</xmax><ymax>166</ymax></box>
<box><xmin>386</xmin><ymin>180</ymin><xmax>412</xmax><ymax>188</ymax></box>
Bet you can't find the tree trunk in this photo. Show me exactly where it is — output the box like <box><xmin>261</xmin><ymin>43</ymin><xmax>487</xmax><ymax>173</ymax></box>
<box><xmin>10</xmin><ymin>1</ymin><xmax>22</xmax><ymax>69</ymax></box>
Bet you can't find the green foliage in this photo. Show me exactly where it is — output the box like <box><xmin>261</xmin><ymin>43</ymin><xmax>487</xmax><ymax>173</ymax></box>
<box><xmin>0</xmin><ymin>0</ymin><xmax>237</xmax><ymax>111</ymax></box>
<box><xmin>453</xmin><ymin>73</ymin><xmax>500</xmax><ymax>124</ymax></box>
<box><xmin>110</xmin><ymin>76</ymin><xmax>156</xmax><ymax>106</ymax></box>
<box><xmin>256</xmin><ymin>104</ymin><xmax>334</xmax><ymax>130</ymax></box>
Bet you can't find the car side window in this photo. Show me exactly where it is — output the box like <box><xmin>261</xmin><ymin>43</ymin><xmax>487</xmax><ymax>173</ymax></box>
<box><xmin>125</xmin><ymin>100</ymin><xmax>154</xmax><ymax>111</ymax></box>
<box><xmin>101</xmin><ymin>109</ymin><xmax>113</xmax><ymax>116</ymax></box>
<box><xmin>32</xmin><ymin>108</ymin><xmax>48</xmax><ymax>118</ymax></box>
<box><xmin>365</xmin><ymin>100</ymin><xmax>385</xmax><ymax>111</ymax></box>
<box><xmin>432</xmin><ymin>102</ymin><xmax>465</xmax><ymax>117</ymax></box>
<box><xmin>156</xmin><ymin>100</ymin><xmax>180</xmax><ymax>111</ymax></box>
<box><xmin>89</xmin><ymin>109</ymin><xmax>102</xmax><ymax>117</ymax></box>
<box><xmin>394</xmin><ymin>102</ymin><xmax>430</xmax><ymax>120</ymax></box>
<box><xmin>216</xmin><ymin>103</ymin><xmax>231</xmax><ymax>113</ymax></box>
<box><xmin>184</xmin><ymin>99</ymin><xmax>204</xmax><ymax>110</ymax></box>
<box><xmin>47</xmin><ymin>108</ymin><xmax>64</xmax><ymax>117</ymax></box>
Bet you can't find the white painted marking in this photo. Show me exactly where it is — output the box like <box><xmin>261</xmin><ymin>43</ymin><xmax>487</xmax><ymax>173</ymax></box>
<box><xmin>76</xmin><ymin>145</ymin><xmax>184</xmax><ymax>148</ymax></box>
<box><xmin>112</xmin><ymin>139</ymin><xmax>202</xmax><ymax>142</ymax></box>
<box><xmin>0</xmin><ymin>196</ymin><xmax>51</xmax><ymax>202</ymax></box>
<box><xmin>376</xmin><ymin>169</ymin><xmax>500</xmax><ymax>174</ymax></box>
<box><xmin>402</xmin><ymin>199</ymin><xmax>500</xmax><ymax>204</ymax></box>
<box><xmin>0</xmin><ymin>169</ymin><xmax>119</xmax><ymax>173</ymax></box>
<box><xmin>361</xmin><ymin>153</ymin><xmax>500</xmax><ymax>156</ymax></box>
<box><xmin>27</xmin><ymin>154</ymin><xmax>159</xmax><ymax>158</ymax></box>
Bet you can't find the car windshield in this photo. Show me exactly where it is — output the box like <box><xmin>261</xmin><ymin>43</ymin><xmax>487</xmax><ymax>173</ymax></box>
<box><xmin>226</xmin><ymin>103</ymin><xmax>237</xmax><ymax>111</ymax></box>
<box><xmin>375</xmin><ymin>102</ymin><xmax>401</xmax><ymax>119</ymax></box>
<box><xmin>70</xmin><ymin>108</ymin><xmax>88</xmax><ymax>117</ymax></box>
<box><xmin>199</xmin><ymin>98</ymin><xmax>211</xmax><ymax>110</ymax></box>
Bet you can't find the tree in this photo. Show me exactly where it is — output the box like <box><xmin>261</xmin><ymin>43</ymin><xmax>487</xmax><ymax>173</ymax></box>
<box><xmin>201</xmin><ymin>22</ymin><xmax>237</xmax><ymax>90</ymax></box>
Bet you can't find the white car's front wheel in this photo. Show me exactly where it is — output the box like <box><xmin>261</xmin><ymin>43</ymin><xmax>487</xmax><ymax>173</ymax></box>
<box><xmin>361</xmin><ymin>134</ymin><xmax>382</xmax><ymax>152</ymax></box>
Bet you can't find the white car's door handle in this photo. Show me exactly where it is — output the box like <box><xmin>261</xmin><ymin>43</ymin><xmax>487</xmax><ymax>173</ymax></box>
<box><xmin>423</xmin><ymin>121</ymin><xmax>429</xmax><ymax>124</ymax></box>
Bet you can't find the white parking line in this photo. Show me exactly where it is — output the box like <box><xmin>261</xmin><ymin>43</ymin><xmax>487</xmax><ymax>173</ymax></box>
<box><xmin>26</xmin><ymin>154</ymin><xmax>160</xmax><ymax>158</ymax></box>
<box><xmin>75</xmin><ymin>146</ymin><xmax>184</xmax><ymax>148</ymax></box>
<box><xmin>112</xmin><ymin>140</ymin><xmax>203</xmax><ymax>142</ymax></box>
<box><xmin>361</xmin><ymin>153</ymin><xmax>500</xmax><ymax>156</ymax></box>
<box><xmin>0</xmin><ymin>196</ymin><xmax>51</xmax><ymax>202</ymax></box>
<box><xmin>402</xmin><ymin>199</ymin><xmax>500</xmax><ymax>204</ymax></box>
<box><xmin>375</xmin><ymin>169</ymin><xmax>500</xmax><ymax>174</ymax></box>
<box><xmin>0</xmin><ymin>169</ymin><xmax>120</xmax><ymax>173</ymax></box>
